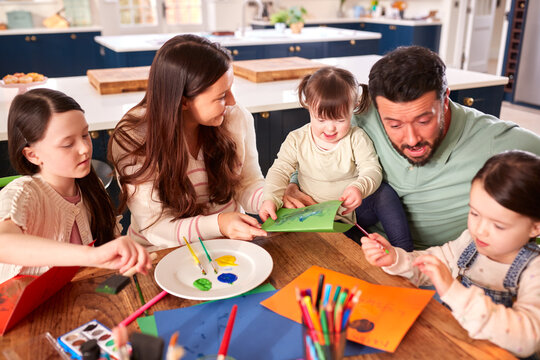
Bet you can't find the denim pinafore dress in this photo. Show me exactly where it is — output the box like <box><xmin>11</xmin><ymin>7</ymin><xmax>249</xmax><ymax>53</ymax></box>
<box><xmin>457</xmin><ymin>241</ymin><xmax>539</xmax><ymax>308</ymax></box>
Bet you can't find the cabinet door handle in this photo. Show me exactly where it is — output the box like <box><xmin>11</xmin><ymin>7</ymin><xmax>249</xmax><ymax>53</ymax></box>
<box><xmin>360</xmin><ymin>23</ymin><xmax>365</xmax><ymax>28</ymax></box>
<box><xmin>25</xmin><ymin>36</ymin><xmax>31</xmax><ymax>42</ymax></box>
<box><xmin>90</xmin><ymin>131</ymin><xmax>100</xmax><ymax>139</ymax></box>
<box><xmin>232</xmin><ymin>49</ymin><xmax>239</xmax><ymax>56</ymax></box>
<box><xmin>70</xmin><ymin>34</ymin><xmax>77</xmax><ymax>40</ymax></box>
<box><xmin>260</xmin><ymin>112</ymin><xmax>270</xmax><ymax>119</ymax></box>
<box><xmin>389</xmin><ymin>25</ymin><xmax>397</xmax><ymax>30</ymax></box>
<box><xmin>350</xmin><ymin>39</ymin><xmax>356</xmax><ymax>45</ymax></box>
<box><xmin>289</xmin><ymin>46</ymin><xmax>295</xmax><ymax>53</ymax></box>
<box><xmin>295</xmin><ymin>45</ymin><xmax>301</xmax><ymax>52</ymax></box>
<box><xmin>463</xmin><ymin>97</ymin><xmax>475</xmax><ymax>106</ymax></box>
<box><xmin>30</xmin><ymin>35</ymin><xmax>37</xmax><ymax>41</ymax></box>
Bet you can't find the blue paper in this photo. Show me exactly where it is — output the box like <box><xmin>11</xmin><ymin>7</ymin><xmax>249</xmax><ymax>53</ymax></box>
<box><xmin>155</xmin><ymin>291</ymin><xmax>381</xmax><ymax>360</ymax></box>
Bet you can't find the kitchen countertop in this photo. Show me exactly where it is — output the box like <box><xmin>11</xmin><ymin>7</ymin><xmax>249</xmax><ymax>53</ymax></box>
<box><xmin>0</xmin><ymin>26</ymin><xmax>103</xmax><ymax>36</ymax></box>
<box><xmin>94</xmin><ymin>27</ymin><xmax>381</xmax><ymax>52</ymax></box>
<box><xmin>251</xmin><ymin>16</ymin><xmax>442</xmax><ymax>27</ymax></box>
<box><xmin>0</xmin><ymin>55</ymin><xmax>508</xmax><ymax>141</ymax></box>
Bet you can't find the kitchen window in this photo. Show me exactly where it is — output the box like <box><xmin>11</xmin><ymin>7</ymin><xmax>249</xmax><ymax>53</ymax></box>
<box><xmin>118</xmin><ymin>0</ymin><xmax>203</xmax><ymax>29</ymax></box>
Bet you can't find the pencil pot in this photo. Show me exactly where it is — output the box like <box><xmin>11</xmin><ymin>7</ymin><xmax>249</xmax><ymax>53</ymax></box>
<box><xmin>302</xmin><ymin>323</ymin><xmax>347</xmax><ymax>360</ymax></box>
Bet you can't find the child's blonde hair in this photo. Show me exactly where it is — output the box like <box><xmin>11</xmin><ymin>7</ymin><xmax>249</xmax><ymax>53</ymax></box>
<box><xmin>298</xmin><ymin>66</ymin><xmax>370</xmax><ymax>120</ymax></box>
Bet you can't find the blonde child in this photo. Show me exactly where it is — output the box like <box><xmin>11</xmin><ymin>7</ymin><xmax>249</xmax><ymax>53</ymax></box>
<box><xmin>0</xmin><ymin>89</ymin><xmax>151</xmax><ymax>284</ymax></box>
<box><xmin>362</xmin><ymin>150</ymin><xmax>540</xmax><ymax>357</ymax></box>
<box><xmin>260</xmin><ymin>67</ymin><xmax>413</xmax><ymax>251</ymax></box>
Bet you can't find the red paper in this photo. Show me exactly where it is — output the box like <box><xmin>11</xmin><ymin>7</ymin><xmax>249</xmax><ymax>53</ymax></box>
<box><xmin>0</xmin><ymin>266</ymin><xmax>79</xmax><ymax>335</ymax></box>
<box><xmin>261</xmin><ymin>265</ymin><xmax>435</xmax><ymax>352</ymax></box>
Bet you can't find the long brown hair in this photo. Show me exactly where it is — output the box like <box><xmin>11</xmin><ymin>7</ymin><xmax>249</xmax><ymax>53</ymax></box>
<box><xmin>109</xmin><ymin>34</ymin><xmax>240</xmax><ymax>220</ymax></box>
<box><xmin>7</xmin><ymin>88</ymin><xmax>117</xmax><ymax>246</ymax></box>
<box><xmin>298</xmin><ymin>66</ymin><xmax>370</xmax><ymax>119</ymax></box>
<box><xmin>473</xmin><ymin>150</ymin><xmax>540</xmax><ymax>223</ymax></box>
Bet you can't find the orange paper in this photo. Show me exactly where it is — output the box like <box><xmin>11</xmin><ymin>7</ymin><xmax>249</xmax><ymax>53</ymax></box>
<box><xmin>261</xmin><ymin>265</ymin><xmax>434</xmax><ymax>352</ymax></box>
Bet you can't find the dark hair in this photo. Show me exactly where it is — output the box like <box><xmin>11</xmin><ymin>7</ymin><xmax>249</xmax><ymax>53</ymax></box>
<box><xmin>7</xmin><ymin>88</ymin><xmax>117</xmax><ymax>246</ymax></box>
<box><xmin>109</xmin><ymin>34</ymin><xmax>240</xmax><ymax>220</ymax></box>
<box><xmin>298</xmin><ymin>66</ymin><xmax>369</xmax><ymax>119</ymax></box>
<box><xmin>473</xmin><ymin>150</ymin><xmax>540</xmax><ymax>222</ymax></box>
<box><xmin>368</xmin><ymin>46</ymin><xmax>447</xmax><ymax>108</ymax></box>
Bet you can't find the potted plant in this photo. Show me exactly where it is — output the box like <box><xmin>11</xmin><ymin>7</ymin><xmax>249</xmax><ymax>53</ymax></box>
<box><xmin>270</xmin><ymin>9</ymin><xmax>288</xmax><ymax>33</ymax></box>
<box><xmin>287</xmin><ymin>6</ymin><xmax>307</xmax><ymax>34</ymax></box>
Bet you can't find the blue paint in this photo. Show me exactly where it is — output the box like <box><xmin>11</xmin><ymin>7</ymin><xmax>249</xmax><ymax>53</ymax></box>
<box><xmin>217</xmin><ymin>273</ymin><xmax>238</xmax><ymax>285</ymax></box>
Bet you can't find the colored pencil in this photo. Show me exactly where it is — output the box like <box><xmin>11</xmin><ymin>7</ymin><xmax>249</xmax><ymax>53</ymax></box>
<box><xmin>354</xmin><ymin>223</ymin><xmax>390</xmax><ymax>254</ymax></box>
<box><xmin>332</xmin><ymin>286</ymin><xmax>341</xmax><ymax>304</ymax></box>
<box><xmin>217</xmin><ymin>304</ymin><xmax>238</xmax><ymax>360</ymax></box>
<box><xmin>119</xmin><ymin>290</ymin><xmax>168</xmax><ymax>327</ymax></box>
<box><xmin>132</xmin><ymin>274</ymin><xmax>148</xmax><ymax>316</ymax></box>
<box><xmin>199</xmin><ymin>237</ymin><xmax>219</xmax><ymax>274</ymax></box>
<box><xmin>315</xmin><ymin>274</ymin><xmax>325</xmax><ymax>310</ymax></box>
<box><xmin>323</xmin><ymin>284</ymin><xmax>332</xmax><ymax>308</ymax></box>
<box><xmin>182</xmin><ymin>236</ymin><xmax>207</xmax><ymax>275</ymax></box>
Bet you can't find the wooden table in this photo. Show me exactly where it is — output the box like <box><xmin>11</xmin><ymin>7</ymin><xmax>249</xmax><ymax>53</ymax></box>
<box><xmin>0</xmin><ymin>232</ymin><xmax>516</xmax><ymax>359</ymax></box>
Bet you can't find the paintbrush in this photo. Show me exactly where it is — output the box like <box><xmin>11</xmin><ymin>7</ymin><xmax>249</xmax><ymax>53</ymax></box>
<box><xmin>182</xmin><ymin>236</ymin><xmax>207</xmax><ymax>275</ymax></box>
<box><xmin>354</xmin><ymin>223</ymin><xmax>389</xmax><ymax>254</ymax></box>
<box><xmin>199</xmin><ymin>237</ymin><xmax>219</xmax><ymax>274</ymax></box>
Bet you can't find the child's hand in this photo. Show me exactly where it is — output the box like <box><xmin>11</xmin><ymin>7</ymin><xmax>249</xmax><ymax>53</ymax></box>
<box><xmin>92</xmin><ymin>235</ymin><xmax>152</xmax><ymax>275</ymax></box>
<box><xmin>339</xmin><ymin>186</ymin><xmax>363</xmax><ymax>215</ymax></box>
<box><xmin>412</xmin><ymin>255</ymin><xmax>454</xmax><ymax>296</ymax></box>
<box><xmin>360</xmin><ymin>233</ymin><xmax>396</xmax><ymax>267</ymax></box>
<box><xmin>259</xmin><ymin>200</ymin><xmax>278</xmax><ymax>222</ymax></box>
<box><xmin>218</xmin><ymin>212</ymin><xmax>267</xmax><ymax>240</ymax></box>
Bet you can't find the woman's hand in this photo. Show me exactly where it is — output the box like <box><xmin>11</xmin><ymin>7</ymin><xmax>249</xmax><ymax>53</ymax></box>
<box><xmin>360</xmin><ymin>233</ymin><xmax>396</xmax><ymax>267</ymax></box>
<box><xmin>412</xmin><ymin>255</ymin><xmax>454</xmax><ymax>296</ymax></box>
<box><xmin>339</xmin><ymin>186</ymin><xmax>363</xmax><ymax>215</ymax></box>
<box><xmin>90</xmin><ymin>236</ymin><xmax>152</xmax><ymax>275</ymax></box>
<box><xmin>282</xmin><ymin>183</ymin><xmax>317</xmax><ymax>208</ymax></box>
<box><xmin>218</xmin><ymin>212</ymin><xmax>267</xmax><ymax>240</ymax></box>
<box><xmin>259</xmin><ymin>200</ymin><xmax>278</xmax><ymax>222</ymax></box>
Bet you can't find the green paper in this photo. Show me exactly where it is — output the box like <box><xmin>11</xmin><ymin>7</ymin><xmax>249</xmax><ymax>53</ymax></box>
<box><xmin>136</xmin><ymin>283</ymin><xmax>276</xmax><ymax>336</ymax></box>
<box><xmin>261</xmin><ymin>200</ymin><xmax>353</xmax><ymax>233</ymax></box>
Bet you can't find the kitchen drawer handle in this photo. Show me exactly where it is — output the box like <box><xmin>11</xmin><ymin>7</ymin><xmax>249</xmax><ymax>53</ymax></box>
<box><xmin>463</xmin><ymin>97</ymin><xmax>475</xmax><ymax>107</ymax></box>
<box><xmin>232</xmin><ymin>49</ymin><xmax>239</xmax><ymax>56</ymax></box>
<box><xmin>25</xmin><ymin>36</ymin><xmax>30</xmax><ymax>42</ymax></box>
<box><xmin>389</xmin><ymin>25</ymin><xmax>397</xmax><ymax>30</ymax></box>
<box><xmin>295</xmin><ymin>45</ymin><xmax>301</xmax><ymax>52</ymax></box>
<box><xmin>90</xmin><ymin>131</ymin><xmax>100</xmax><ymax>139</ymax></box>
<box><xmin>70</xmin><ymin>34</ymin><xmax>77</xmax><ymax>40</ymax></box>
<box><xmin>360</xmin><ymin>23</ymin><xmax>365</xmax><ymax>28</ymax></box>
<box><xmin>350</xmin><ymin>39</ymin><xmax>356</xmax><ymax>45</ymax></box>
<box><xmin>107</xmin><ymin>129</ymin><xmax>114</xmax><ymax>136</ymax></box>
<box><xmin>260</xmin><ymin>112</ymin><xmax>270</xmax><ymax>119</ymax></box>
<box><xmin>289</xmin><ymin>46</ymin><xmax>295</xmax><ymax>53</ymax></box>
<box><xmin>29</xmin><ymin>35</ymin><xmax>37</xmax><ymax>41</ymax></box>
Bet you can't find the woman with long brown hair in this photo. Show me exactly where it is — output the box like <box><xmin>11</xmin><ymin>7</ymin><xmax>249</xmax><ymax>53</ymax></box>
<box><xmin>109</xmin><ymin>34</ymin><xmax>266</xmax><ymax>248</ymax></box>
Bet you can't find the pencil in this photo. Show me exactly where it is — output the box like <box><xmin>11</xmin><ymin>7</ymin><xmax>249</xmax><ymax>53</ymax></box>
<box><xmin>354</xmin><ymin>223</ymin><xmax>390</xmax><ymax>254</ymax></box>
<box><xmin>132</xmin><ymin>274</ymin><xmax>148</xmax><ymax>316</ymax></box>
<box><xmin>217</xmin><ymin>304</ymin><xmax>238</xmax><ymax>360</ymax></box>
<box><xmin>182</xmin><ymin>236</ymin><xmax>207</xmax><ymax>275</ymax></box>
<box><xmin>119</xmin><ymin>290</ymin><xmax>168</xmax><ymax>327</ymax></box>
<box><xmin>199</xmin><ymin>237</ymin><xmax>219</xmax><ymax>274</ymax></box>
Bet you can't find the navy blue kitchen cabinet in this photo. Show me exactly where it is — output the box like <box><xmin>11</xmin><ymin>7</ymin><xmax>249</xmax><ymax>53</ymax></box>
<box><xmin>263</xmin><ymin>42</ymin><xmax>325</xmax><ymax>59</ymax></box>
<box><xmin>450</xmin><ymin>85</ymin><xmax>505</xmax><ymax>118</ymax></box>
<box><xmin>0</xmin><ymin>31</ymin><xmax>101</xmax><ymax>77</ymax></box>
<box><xmin>358</xmin><ymin>22</ymin><xmax>440</xmax><ymax>54</ymax></box>
<box><xmin>327</xmin><ymin>39</ymin><xmax>379</xmax><ymax>57</ymax></box>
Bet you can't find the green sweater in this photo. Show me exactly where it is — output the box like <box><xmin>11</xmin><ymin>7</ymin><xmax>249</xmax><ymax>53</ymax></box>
<box><xmin>352</xmin><ymin>100</ymin><xmax>540</xmax><ymax>249</ymax></box>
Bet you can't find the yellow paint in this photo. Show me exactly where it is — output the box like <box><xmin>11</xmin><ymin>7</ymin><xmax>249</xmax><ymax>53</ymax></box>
<box><xmin>215</xmin><ymin>255</ymin><xmax>238</xmax><ymax>267</ymax></box>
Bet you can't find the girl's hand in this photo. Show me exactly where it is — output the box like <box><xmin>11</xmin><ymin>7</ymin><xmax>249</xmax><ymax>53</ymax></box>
<box><xmin>90</xmin><ymin>236</ymin><xmax>152</xmax><ymax>275</ymax></box>
<box><xmin>412</xmin><ymin>255</ymin><xmax>454</xmax><ymax>296</ymax></box>
<box><xmin>283</xmin><ymin>183</ymin><xmax>317</xmax><ymax>208</ymax></box>
<box><xmin>360</xmin><ymin>233</ymin><xmax>396</xmax><ymax>267</ymax></box>
<box><xmin>259</xmin><ymin>200</ymin><xmax>278</xmax><ymax>222</ymax></box>
<box><xmin>218</xmin><ymin>212</ymin><xmax>267</xmax><ymax>240</ymax></box>
<box><xmin>339</xmin><ymin>186</ymin><xmax>363</xmax><ymax>215</ymax></box>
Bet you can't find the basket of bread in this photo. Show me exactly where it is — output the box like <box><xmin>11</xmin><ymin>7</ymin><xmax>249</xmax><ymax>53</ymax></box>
<box><xmin>1</xmin><ymin>72</ymin><xmax>47</xmax><ymax>94</ymax></box>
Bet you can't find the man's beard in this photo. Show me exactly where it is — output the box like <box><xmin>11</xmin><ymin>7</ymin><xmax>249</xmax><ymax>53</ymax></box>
<box><xmin>391</xmin><ymin>121</ymin><xmax>445</xmax><ymax>166</ymax></box>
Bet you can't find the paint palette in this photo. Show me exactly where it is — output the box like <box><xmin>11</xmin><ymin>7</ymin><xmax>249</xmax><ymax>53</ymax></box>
<box><xmin>57</xmin><ymin>320</ymin><xmax>121</xmax><ymax>359</ymax></box>
<box><xmin>155</xmin><ymin>239</ymin><xmax>273</xmax><ymax>300</ymax></box>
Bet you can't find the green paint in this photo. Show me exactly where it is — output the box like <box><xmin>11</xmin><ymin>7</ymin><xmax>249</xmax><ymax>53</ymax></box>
<box><xmin>193</xmin><ymin>278</ymin><xmax>212</xmax><ymax>291</ymax></box>
<box><xmin>105</xmin><ymin>339</ymin><xmax>115</xmax><ymax>347</ymax></box>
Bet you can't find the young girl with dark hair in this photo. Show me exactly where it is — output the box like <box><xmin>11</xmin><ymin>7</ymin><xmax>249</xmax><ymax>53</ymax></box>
<box><xmin>362</xmin><ymin>150</ymin><xmax>540</xmax><ymax>358</ymax></box>
<box><xmin>109</xmin><ymin>34</ymin><xmax>266</xmax><ymax>248</ymax></box>
<box><xmin>0</xmin><ymin>88</ymin><xmax>151</xmax><ymax>284</ymax></box>
<box><xmin>260</xmin><ymin>67</ymin><xmax>413</xmax><ymax>251</ymax></box>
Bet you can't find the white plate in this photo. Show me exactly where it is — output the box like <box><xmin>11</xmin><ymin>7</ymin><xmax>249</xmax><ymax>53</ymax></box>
<box><xmin>154</xmin><ymin>239</ymin><xmax>273</xmax><ymax>300</ymax></box>
<box><xmin>1</xmin><ymin>78</ymin><xmax>48</xmax><ymax>94</ymax></box>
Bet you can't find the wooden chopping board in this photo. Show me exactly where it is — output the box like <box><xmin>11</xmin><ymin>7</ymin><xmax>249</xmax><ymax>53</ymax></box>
<box><xmin>233</xmin><ymin>57</ymin><xmax>326</xmax><ymax>83</ymax></box>
<box><xmin>87</xmin><ymin>66</ymin><xmax>150</xmax><ymax>94</ymax></box>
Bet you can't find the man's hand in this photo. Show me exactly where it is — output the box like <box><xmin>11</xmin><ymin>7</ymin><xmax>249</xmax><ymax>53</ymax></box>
<box><xmin>282</xmin><ymin>183</ymin><xmax>317</xmax><ymax>208</ymax></box>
